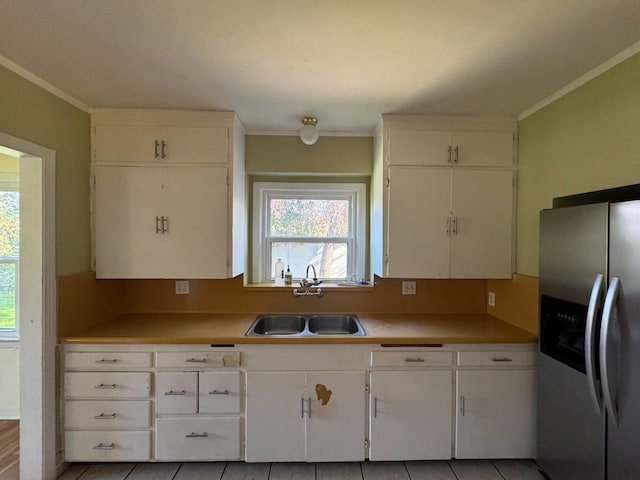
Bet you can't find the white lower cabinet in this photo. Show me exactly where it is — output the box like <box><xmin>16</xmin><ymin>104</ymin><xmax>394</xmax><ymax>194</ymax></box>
<box><xmin>245</xmin><ymin>370</ymin><xmax>366</xmax><ymax>462</ymax></box>
<box><xmin>369</xmin><ymin>370</ymin><xmax>452</xmax><ymax>460</ymax></box>
<box><xmin>156</xmin><ymin>417</ymin><xmax>240</xmax><ymax>461</ymax></box>
<box><xmin>455</xmin><ymin>350</ymin><xmax>536</xmax><ymax>459</ymax></box>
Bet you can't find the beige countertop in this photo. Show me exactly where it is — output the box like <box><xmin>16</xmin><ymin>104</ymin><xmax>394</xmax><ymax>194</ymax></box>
<box><xmin>61</xmin><ymin>312</ymin><xmax>537</xmax><ymax>345</ymax></box>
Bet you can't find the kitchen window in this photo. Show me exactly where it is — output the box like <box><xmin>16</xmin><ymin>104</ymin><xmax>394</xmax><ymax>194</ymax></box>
<box><xmin>0</xmin><ymin>173</ymin><xmax>19</xmax><ymax>340</ymax></box>
<box><xmin>252</xmin><ymin>182</ymin><xmax>366</xmax><ymax>284</ymax></box>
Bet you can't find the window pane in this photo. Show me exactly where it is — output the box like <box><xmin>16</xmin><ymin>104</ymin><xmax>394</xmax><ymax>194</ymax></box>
<box><xmin>270</xmin><ymin>199</ymin><xmax>349</xmax><ymax>237</ymax></box>
<box><xmin>0</xmin><ymin>262</ymin><xmax>16</xmax><ymax>330</ymax></box>
<box><xmin>272</xmin><ymin>242</ymin><xmax>348</xmax><ymax>279</ymax></box>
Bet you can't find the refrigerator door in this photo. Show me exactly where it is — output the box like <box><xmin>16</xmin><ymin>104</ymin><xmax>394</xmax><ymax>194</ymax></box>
<box><xmin>604</xmin><ymin>200</ymin><xmax>640</xmax><ymax>479</ymax></box>
<box><xmin>538</xmin><ymin>203</ymin><xmax>608</xmax><ymax>480</ymax></box>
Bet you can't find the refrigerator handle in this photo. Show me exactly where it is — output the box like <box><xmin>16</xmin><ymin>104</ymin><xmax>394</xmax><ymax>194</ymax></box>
<box><xmin>600</xmin><ymin>276</ymin><xmax>620</xmax><ymax>426</ymax></box>
<box><xmin>585</xmin><ymin>273</ymin><xmax>605</xmax><ymax>414</ymax></box>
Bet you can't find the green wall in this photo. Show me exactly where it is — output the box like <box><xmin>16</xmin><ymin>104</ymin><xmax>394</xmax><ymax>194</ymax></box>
<box><xmin>0</xmin><ymin>65</ymin><xmax>91</xmax><ymax>275</ymax></box>
<box><xmin>517</xmin><ymin>52</ymin><xmax>640</xmax><ymax>276</ymax></box>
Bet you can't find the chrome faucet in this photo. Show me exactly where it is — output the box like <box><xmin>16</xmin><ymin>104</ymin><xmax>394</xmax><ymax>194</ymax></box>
<box><xmin>293</xmin><ymin>264</ymin><xmax>324</xmax><ymax>297</ymax></box>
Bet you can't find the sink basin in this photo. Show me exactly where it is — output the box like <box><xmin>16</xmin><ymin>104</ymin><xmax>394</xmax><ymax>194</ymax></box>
<box><xmin>308</xmin><ymin>315</ymin><xmax>365</xmax><ymax>336</ymax></box>
<box><xmin>247</xmin><ymin>315</ymin><xmax>306</xmax><ymax>335</ymax></box>
<box><xmin>245</xmin><ymin>314</ymin><xmax>365</xmax><ymax>337</ymax></box>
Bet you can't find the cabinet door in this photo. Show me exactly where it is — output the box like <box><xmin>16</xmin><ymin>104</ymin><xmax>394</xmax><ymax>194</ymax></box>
<box><xmin>456</xmin><ymin>369</ymin><xmax>535</xmax><ymax>459</ymax></box>
<box><xmin>387</xmin><ymin>166</ymin><xmax>451</xmax><ymax>278</ymax></box>
<box><xmin>451</xmin><ymin>131</ymin><xmax>513</xmax><ymax>167</ymax></box>
<box><xmin>245</xmin><ymin>372</ymin><xmax>306</xmax><ymax>462</ymax></box>
<box><xmin>450</xmin><ymin>169</ymin><xmax>513</xmax><ymax>278</ymax></box>
<box><xmin>163</xmin><ymin>126</ymin><xmax>229</xmax><ymax>164</ymax></box>
<box><xmin>95</xmin><ymin>166</ymin><xmax>162</xmax><ymax>278</ymax></box>
<box><xmin>369</xmin><ymin>370</ymin><xmax>452</xmax><ymax>461</ymax></box>
<box><xmin>160</xmin><ymin>166</ymin><xmax>228</xmax><ymax>278</ymax></box>
<box><xmin>388</xmin><ymin>130</ymin><xmax>452</xmax><ymax>166</ymax></box>
<box><xmin>155</xmin><ymin>372</ymin><xmax>198</xmax><ymax>414</ymax></box>
<box><xmin>306</xmin><ymin>371</ymin><xmax>366</xmax><ymax>462</ymax></box>
<box><xmin>94</xmin><ymin>125</ymin><xmax>163</xmax><ymax>164</ymax></box>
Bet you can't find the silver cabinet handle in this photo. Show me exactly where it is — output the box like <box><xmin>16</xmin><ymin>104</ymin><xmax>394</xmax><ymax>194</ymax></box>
<box><xmin>373</xmin><ymin>397</ymin><xmax>378</xmax><ymax>418</ymax></box>
<box><xmin>307</xmin><ymin>398</ymin><xmax>312</xmax><ymax>419</ymax></box>
<box><xmin>94</xmin><ymin>383</ymin><xmax>116</xmax><ymax>389</ymax></box>
<box><xmin>600</xmin><ymin>276</ymin><xmax>620</xmax><ymax>426</ymax></box>
<box><xmin>93</xmin><ymin>443</ymin><xmax>115</xmax><ymax>450</ymax></box>
<box><xmin>94</xmin><ymin>413</ymin><xmax>116</xmax><ymax>420</ymax></box>
<box><xmin>162</xmin><ymin>216</ymin><xmax>169</xmax><ymax>234</ymax></box>
<box><xmin>164</xmin><ymin>390</ymin><xmax>186</xmax><ymax>396</ymax></box>
<box><xmin>447</xmin><ymin>145</ymin><xmax>452</xmax><ymax>164</ymax></box>
<box><xmin>404</xmin><ymin>357</ymin><xmax>425</xmax><ymax>363</ymax></box>
<box><xmin>208</xmin><ymin>390</ymin><xmax>229</xmax><ymax>395</ymax></box>
<box><xmin>185</xmin><ymin>432</ymin><xmax>208</xmax><ymax>438</ymax></box>
<box><xmin>492</xmin><ymin>357</ymin><xmax>513</xmax><ymax>362</ymax></box>
<box><xmin>446</xmin><ymin>217</ymin><xmax>451</xmax><ymax>235</ymax></box>
<box><xmin>154</xmin><ymin>140</ymin><xmax>161</xmax><ymax>159</ymax></box>
<box><xmin>586</xmin><ymin>273</ymin><xmax>605</xmax><ymax>414</ymax></box>
<box><xmin>301</xmin><ymin>397</ymin><xmax>305</xmax><ymax>418</ymax></box>
<box><xmin>155</xmin><ymin>216</ymin><xmax>162</xmax><ymax>234</ymax></box>
<box><xmin>161</xmin><ymin>140</ymin><xmax>167</xmax><ymax>159</ymax></box>
<box><xmin>451</xmin><ymin>216</ymin><xmax>458</xmax><ymax>235</ymax></box>
<box><xmin>186</xmin><ymin>358</ymin><xmax>207</xmax><ymax>363</ymax></box>
<box><xmin>95</xmin><ymin>359</ymin><xmax>117</xmax><ymax>364</ymax></box>
<box><xmin>454</xmin><ymin>145</ymin><xmax>459</xmax><ymax>164</ymax></box>
<box><xmin>460</xmin><ymin>395</ymin><xmax>466</xmax><ymax>416</ymax></box>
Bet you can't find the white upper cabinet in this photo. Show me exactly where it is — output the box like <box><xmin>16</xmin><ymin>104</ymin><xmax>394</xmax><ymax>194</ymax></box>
<box><xmin>373</xmin><ymin>114</ymin><xmax>516</xmax><ymax>279</ymax></box>
<box><xmin>387</xmin><ymin>129</ymin><xmax>513</xmax><ymax>167</ymax></box>
<box><xmin>92</xmin><ymin>109</ymin><xmax>245</xmax><ymax>279</ymax></box>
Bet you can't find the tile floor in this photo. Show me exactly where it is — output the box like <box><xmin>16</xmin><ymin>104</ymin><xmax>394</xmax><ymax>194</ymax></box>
<box><xmin>57</xmin><ymin>459</ymin><xmax>545</xmax><ymax>480</ymax></box>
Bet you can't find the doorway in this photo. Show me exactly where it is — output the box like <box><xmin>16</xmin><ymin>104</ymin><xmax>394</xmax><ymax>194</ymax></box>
<box><xmin>0</xmin><ymin>133</ymin><xmax>56</xmax><ymax>480</ymax></box>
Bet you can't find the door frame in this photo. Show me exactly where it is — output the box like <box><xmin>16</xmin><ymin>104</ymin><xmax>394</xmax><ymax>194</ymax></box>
<box><xmin>0</xmin><ymin>132</ymin><xmax>56</xmax><ymax>480</ymax></box>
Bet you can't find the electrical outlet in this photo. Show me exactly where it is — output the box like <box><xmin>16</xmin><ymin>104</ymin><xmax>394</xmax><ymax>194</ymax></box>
<box><xmin>488</xmin><ymin>291</ymin><xmax>496</xmax><ymax>307</ymax></box>
<box><xmin>402</xmin><ymin>281</ymin><xmax>416</xmax><ymax>295</ymax></box>
<box><xmin>175</xmin><ymin>280</ymin><xmax>190</xmax><ymax>295</ymax></box>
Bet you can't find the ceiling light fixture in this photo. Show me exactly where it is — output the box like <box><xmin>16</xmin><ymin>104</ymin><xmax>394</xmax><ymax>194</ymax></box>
<box><xmin>299</xmin><ymin>117</ymin><xmax>319</xmax><ymax>145</ymax></box>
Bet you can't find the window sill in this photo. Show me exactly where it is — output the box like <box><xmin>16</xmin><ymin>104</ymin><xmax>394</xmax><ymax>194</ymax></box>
<box><xmin>243</xmin><ymin>282</ymin><xmax>374</xmax><ymax>292</ymax></box>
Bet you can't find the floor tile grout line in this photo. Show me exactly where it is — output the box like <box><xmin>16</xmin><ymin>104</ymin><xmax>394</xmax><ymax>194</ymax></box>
<box><xmin>402</xmin><ymin>461</ymin><xmax>412</xmax><ymax>479</ymax></box>
<box><xmin>446</xmin><ymin>460</ymin><xmax>461</xmax><ymax>480</ymax></box>
<box><xmin>490</xmin><ymin>460</ymin><xmax>507</xmax><ymax>480</ymax></box>
<box><xmin>170</xmin><ymin>462</ymin><xmax>183</xmax><ymax>480</ymax></box>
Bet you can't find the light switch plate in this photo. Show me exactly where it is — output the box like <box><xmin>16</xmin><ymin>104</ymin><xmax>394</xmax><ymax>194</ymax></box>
<box><xmin>175</xmin><ymin>280</ymin><xmax>190</xmax><ymax>295</ymax></box>
<box><xmin>402</xmin><ymin>281</ymin><xmax>416</xmax><ymax>295</ymax></box>
<box><xmin>488</xmin><ymin>291</ymin><xmax>496</xmax><ymax>307</ymax></box>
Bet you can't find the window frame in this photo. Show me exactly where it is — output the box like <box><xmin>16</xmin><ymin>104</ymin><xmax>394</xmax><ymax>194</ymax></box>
<box><xmin>0</xmin><ymin>172</ymin><xmax>19</xmax><ymax>341</ymax></box>
<box><xmin>252</xmin><ymin>181</ymin><xmax>366</xmax><ymax>284</ymax></box>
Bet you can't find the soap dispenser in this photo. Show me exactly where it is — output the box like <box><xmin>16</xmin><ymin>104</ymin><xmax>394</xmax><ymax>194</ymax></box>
<box><xmin>284</xmin><ymin>265</ymin><xmax>293</xmax><ymax>286</ymax></box>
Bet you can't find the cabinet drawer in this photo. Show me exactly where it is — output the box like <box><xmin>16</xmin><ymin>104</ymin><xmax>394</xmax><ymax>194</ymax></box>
<box><xmin>64</xmin><ymin>430</ymin><xmax>151</xmax><ymax>462</ymax></box>
<box><xmin>156</xmin><ymin>417</ymin><xmax>241</xmax><ymax>461</ymax></box>
<box><xmin>156</xmin><ymin>351</ymin><xmax>241</xmax><ymax>368</ymax></box>
<box><xmin>65</xmin><ymin>352</ymin><xmax>152</xmax><ymax>369</ymax></box>
<box><xmin>199</xmin><ymin>371</ymin><xmax>241</xmax><ymax>414</ymax></box>
<box><xmin>156</xmin><ymin>372</ymin><xmax>198</xmax><ymax>414</ymax></box>
<box><xmin>64</xmin><ymin>372</ymin><xmax>151</xmax><ymax>398</ymax></box>
<box><xmin>457</xmin><ymin>350</ymin><xmax>536</xmax><ymax>367</ymax></box>
<box><xmin>65</xmin><ymin>400</ymin><xmax>151</xmax><ymax>429</ymax></box>
<box><xmin>371</xmin><ymin>351</ymin><xmax>452</xmax><ymax>368</ymax></box>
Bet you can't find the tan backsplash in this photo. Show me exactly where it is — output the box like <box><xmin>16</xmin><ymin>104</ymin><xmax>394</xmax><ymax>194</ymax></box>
<box><xmin>57</xmin><ymin>273</ymin><xmax>489</xmax><ymax>337</ymax></box>
<box><xmin>487</xmin><ymin>274</ymin><xmax>539</xmax><ymax>334</ymax></box>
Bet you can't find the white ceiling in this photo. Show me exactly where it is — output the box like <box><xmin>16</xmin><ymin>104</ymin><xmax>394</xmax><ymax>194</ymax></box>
<box><xmin>1</xmin><ymin>0</ymin><xmax>640</xmax><ymax>134</ymax></box>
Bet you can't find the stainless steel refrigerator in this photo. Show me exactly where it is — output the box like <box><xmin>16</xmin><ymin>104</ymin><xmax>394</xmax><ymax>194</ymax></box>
<box><xmin>538</xmin><ymin>199</ymin><xmax>640</xmax><ymax>480</ymax></box>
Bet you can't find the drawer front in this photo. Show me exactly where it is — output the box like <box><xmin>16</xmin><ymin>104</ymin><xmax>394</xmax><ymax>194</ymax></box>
<box><xmin>65</xmin><ymin>400</ymin><xmax>151</xmax><ymax>429</ymax></box>
<box><xmin>199</xmin><ymin>371</ymin><xmax>241</xmax><ymax>414</ymax></box>
<box><xmin>156</xmin><ymin>417</ymin><xmax>241</xmax><ymax>461</ymax></box>
<box><xmin>65</xmin><ymin>372</ymin><xmax>151</xmax><ymax>398</ymax></box>
<box><xmin>156</xmin><ymin>351</ymin><xmax>240</xmax><ymax>368</ymax></box>
<box><xmin>64</xmin><ymin>430</ymin><xmax>150</xmax><ymax>462</ymax></box>
<box><xmin>65</xmin><ymin>352</ymin><xmax>152</xmax><ymax>369</ymax></box>
<box><xmin>156</xmin><ymin>372</ymin><xmax>198</xmax><ymax>414</ymax></box>
<box><xmin>457</xmin><ymin>350</ymin><xmax>536</xmax><ymax>367</ymax></box>
<box><xmin>371</xmin><ymin>351</ymin><xmax>453</xmax><ymax>368</ymax></box>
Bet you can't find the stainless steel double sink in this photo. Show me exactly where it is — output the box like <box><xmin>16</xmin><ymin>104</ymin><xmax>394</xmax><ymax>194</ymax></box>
<box><xmin>245</xmin><ymin>314</ymin><xmax>365</xmax><ymax>337</ymax></box>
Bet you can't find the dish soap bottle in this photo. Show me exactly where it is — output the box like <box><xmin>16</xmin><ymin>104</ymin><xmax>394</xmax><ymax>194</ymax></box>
<box><xmin>274</xmin><ymin>258</ymin><xmax>284</xmax><ymax>285</ymax></box>
<box><xmin>284</xmin><ymin>265</ymin><xmax>293</xmax><ymax>286</ymax></box>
